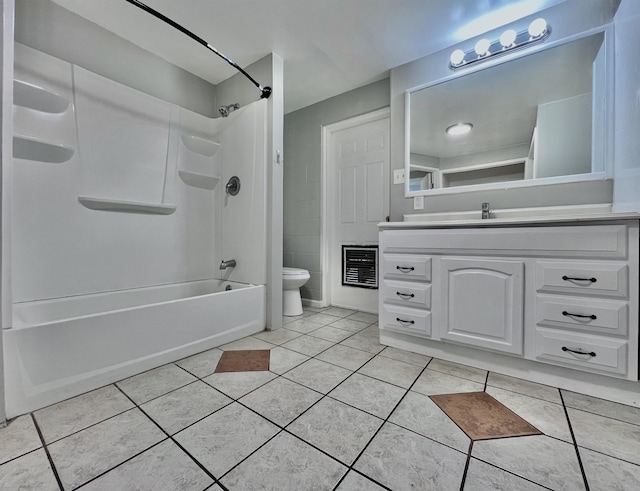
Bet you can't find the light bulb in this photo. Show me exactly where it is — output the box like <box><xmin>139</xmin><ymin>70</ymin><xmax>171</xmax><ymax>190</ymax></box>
<box><xmin>528</xmin><ymin>18</ymin><xmax>547</xmax><ymax>38</ymax></box>
<box><xmin>500</xmin><ymin>29</ymin><xmax>517</xmax><ymax>48</ymax></box>
<box><xmin>474</xmin><ymin>38</ymin><xmax>491</xmax><ymax>56</ymax></box>
<box><xmin>450</xmin><ymin>49</ymin><xmax>465</xmax><ymax>66</ymax></box>
<box><xmin>446</xmin><ymin>123</ymin><xmax>473</xmax><ymax>136</ymax></box>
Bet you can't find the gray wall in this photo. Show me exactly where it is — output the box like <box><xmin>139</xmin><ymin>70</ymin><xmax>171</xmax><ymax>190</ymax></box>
<box><xmin>16</xmin><ymin>0</ymin><xmax>217</xmax><ymax>116</ymax></box>
<box><xmin>390</xmin><ymin>0</ymin><xmax>620</xmax><ymax>220</ymax></box>
<box><xmin>283</xmin><ymin>78</ymin><xmax>389</xmax><ymax>302</ymax></box>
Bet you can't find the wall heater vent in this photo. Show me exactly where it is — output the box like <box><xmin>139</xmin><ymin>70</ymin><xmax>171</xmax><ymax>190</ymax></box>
<box><xmin>342</xmin><ymin>245</ymin><xmax>378</xmax><ymax>289</ymax></box>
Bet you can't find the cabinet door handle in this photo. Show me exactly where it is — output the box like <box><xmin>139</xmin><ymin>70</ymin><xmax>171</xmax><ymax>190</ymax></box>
<box><xmin>396</xmin><ymin>317</ymin><xmax>415</xmax><ymax>325</ymax></box>
<box><xmin>396</xmin><ymin>292</ymin><xmax>415</xmax><ymax>299</ymax></box>
<box><xmin>562</xmin><ymin>346</ymin><xmax>596</xmax><ymax>357</ymax></box>
<box><xmin>396</xmin><ymin>266</ymin><xmax>415</xmax><ymax>272</ymax></box>
<box><xmin>562</xmin><ymin>275</ymin><xmax>597</xmax><ymax>283</ymax></box>
<box><xmin>562</xmin><ymin>311</ymin><xmax>597</xmax><ymax>320</ymax></box>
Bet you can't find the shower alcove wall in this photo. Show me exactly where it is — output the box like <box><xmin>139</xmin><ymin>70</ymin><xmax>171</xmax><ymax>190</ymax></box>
<box><xmin>3</xmin><ymin>43</ymin><xmax>269</xmax><ymax>417</ymax></box>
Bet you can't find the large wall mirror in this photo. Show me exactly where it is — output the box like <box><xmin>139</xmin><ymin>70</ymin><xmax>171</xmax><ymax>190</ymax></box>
<box><xmin>406</xmin><ymin>30</ymin><xmax>610</xmax><ymax>196</ymax></box>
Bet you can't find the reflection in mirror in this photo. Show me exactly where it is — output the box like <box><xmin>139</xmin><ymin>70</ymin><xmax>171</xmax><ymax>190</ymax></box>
<box><xmin>407</xmin><ymin>32</ymin><xmax>607</xmax><ymax>194</ymax></box>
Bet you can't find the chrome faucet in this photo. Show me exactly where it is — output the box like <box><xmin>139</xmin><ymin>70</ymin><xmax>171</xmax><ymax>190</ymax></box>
<box><xmin>220</xmin><ymin>259</ymin><xmax>236</xmax><ymax>270</ymax></box>
<box><xmin>481</xmin><ymin>202</ymin><xmax>491</xmax><ymax>219</ymax></box>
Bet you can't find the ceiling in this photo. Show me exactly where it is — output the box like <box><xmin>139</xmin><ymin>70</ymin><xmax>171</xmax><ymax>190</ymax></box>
<box><xmin>52</xmin><ymin>0</ymin><xmax>567</xmax><ymax>113</ymax></box>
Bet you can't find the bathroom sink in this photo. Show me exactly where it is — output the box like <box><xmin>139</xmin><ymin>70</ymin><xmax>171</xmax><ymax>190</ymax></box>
<box><xmin>403</xmin><ymin>204</ymin><xmax>613</xmax><ymax>223</ymax></box>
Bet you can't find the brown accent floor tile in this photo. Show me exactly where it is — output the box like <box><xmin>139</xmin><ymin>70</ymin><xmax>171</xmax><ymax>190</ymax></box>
<box><xmin>215</xmin><ymin>350</ymin><xmax>270</xmax><ymax>373</ymax></box>
<box><xmin>430</xmin><ymin>392</ymin><xmax>542</xmax><ymax>441</ymax></box>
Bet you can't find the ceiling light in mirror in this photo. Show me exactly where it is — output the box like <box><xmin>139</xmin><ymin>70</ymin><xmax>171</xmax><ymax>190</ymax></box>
<box><xmin>446</xmin><ymin>123</ymin><xmax>473</xmax><ymax>136</ymax></box>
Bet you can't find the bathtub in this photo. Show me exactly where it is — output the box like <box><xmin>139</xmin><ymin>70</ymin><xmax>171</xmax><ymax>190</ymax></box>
<box><xmin>3</xmin><ymin>280</ymin><xmax>265</xmax><ymax>417</ymax></box>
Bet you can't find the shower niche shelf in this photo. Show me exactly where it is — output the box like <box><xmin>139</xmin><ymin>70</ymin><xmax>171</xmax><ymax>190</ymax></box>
<box><xmin>177</xmin><ymin>133</ymin><xmax>220</xmax><ymax>190</ymax></box>
<box><xmin>13</xmin><ymin>80</ymin><xmax>70</xmax><ymax>114</ymax></box>
<box><xmin>181</xmin><ymin>134</ymin><xmax>220</xmax><ymax>156</ymax></box>
<box><xmin>77</xmin><ymin>196</ymin><xmax>177</xmax><ymax>215</ymax></box>
<box><xmin>13</xmin><ymin>136</ymin><xmax>74</xmax><ymax>163</ymax></box>
<box><xmin>178</xmin><ymin>170</ymin><xmax>219</xmax><ymax>190</ymax></box>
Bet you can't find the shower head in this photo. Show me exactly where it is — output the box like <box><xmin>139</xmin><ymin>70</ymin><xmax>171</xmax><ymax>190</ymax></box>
<box><xmin>218</xmin><ymin>103</ymin><xmax>240</xmax><ymax>118</ymax></box>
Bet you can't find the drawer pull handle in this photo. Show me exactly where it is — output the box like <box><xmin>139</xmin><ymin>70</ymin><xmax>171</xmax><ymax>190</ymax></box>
<box><xmin>562</xmin><ymin>346</ymin><xmax>597</xmax><ymax>357</ymax></box>
<box><xmin>396</xmin><ymin>292</ymin><xmax>415</xmax><ymax>299</ymax></box>
<box><xmin>396</xmin><ymin>266</ymin><xmax>415</xmax><ymax>272</ymax></box>
<box><xmin>562</xmin><ymin>275</ymin><xmax>597</xmax><ymax>283</ymax></box>
<box><xmin>562</xmin><ymin>311</ymin><xmax>597</xmax><ymax>320</ymax></box>
<box><xmin>396</xmin><ymin>317</ymin><xmax>415</xmax><ymax>325</ymax></box>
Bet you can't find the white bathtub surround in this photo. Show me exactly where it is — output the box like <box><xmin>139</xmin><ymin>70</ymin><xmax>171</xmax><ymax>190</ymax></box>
<box><xmin>11</xmin><ymin>44</ymin><xmax>268</xmax><ymax>303</ymax></box>
<box><xmin>2</xmin><ymin>43</ymin><xmax>272</xmax><ymax>417</ymax></box>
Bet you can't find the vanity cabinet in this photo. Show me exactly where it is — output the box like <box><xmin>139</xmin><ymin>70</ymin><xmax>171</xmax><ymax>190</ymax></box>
<box><xmin>440</xmin><ymin>258</ymin><xmax>524</xmax><ymax>355</ymax></box>
<box><xmin>379</xmin><ymin>219</ymin><xmax>639</xmax><ymax>381</ymax></box>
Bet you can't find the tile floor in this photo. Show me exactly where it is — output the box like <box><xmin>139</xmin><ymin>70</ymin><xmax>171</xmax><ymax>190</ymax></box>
<box><xmin>1</xmin><ymin>306</ymin><xmax>640</xmax><ymax>490</ymax></box>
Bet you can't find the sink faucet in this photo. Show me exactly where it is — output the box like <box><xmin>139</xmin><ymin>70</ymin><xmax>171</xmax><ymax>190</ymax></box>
<box><xmin>481</xmin><ymin>202</ymin><xmax>491</xmax><ymax>219</ymax></box>
<box><xmin>220</xmin><ymin>259</ymin><xmax>236</xmax><ymax>270</ymax></box>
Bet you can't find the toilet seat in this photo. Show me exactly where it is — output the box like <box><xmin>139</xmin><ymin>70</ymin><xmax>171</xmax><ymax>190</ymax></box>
<box><xmin>283</xmin><ymin>267</ymin><xmax>310</xmax><ymax>278</ymax></box>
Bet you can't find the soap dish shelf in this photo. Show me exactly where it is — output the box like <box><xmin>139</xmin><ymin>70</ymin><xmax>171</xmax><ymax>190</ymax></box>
<box><xmin>78</xmin><ymin>196</ymin><xmax>177</xmax><ymax>215</ymax></box>
<box><xmin>178</xmin><ymin>170</ymin><xmax>219</xmax><ymax>190</ymax></box>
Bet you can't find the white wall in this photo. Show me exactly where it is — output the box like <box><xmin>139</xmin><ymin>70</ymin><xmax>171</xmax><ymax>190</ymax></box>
<box><xmin>0</xmin><ymin>0</ymin><xmax>15</xmax><ymax>426</ymax></box>
<box><xmin>217</xmin><ymin>53</ymin><xmax>284</xmax><ymax>330</ymax></box>
<box><xmin>535</xmin><ymin>93</ymin><xmax>592</xmax><ymax>178</ymax></box>
<box><xmin>613</xmin><ymin>0</ymin><xmax>640</xmax><ymax>212</ymax></box>
<box><xmin>390</xmin><ymin>0</ymin><xmax>619</xmax><ymax>219</ymax></box>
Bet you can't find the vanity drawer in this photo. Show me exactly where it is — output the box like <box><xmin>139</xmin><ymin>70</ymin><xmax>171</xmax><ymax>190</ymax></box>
<box><xmin>535</xmin><ymin>328</ymin><xmax>628</xmax><ymax>376</ymax></box>
<box><xmin>382</xmin><ymin>254</ymin><xmax>431</xmax><ymax>282</ymax></box>
<box><xmin>536</xmin><ymin>295</ymin><xmax>628</xmax><ymax>336</ymax></box>
<box><xmin>381</xmin><ymin>304</ymin><xmax>431</xmax><ymax>338</ymax></box>
<box><xmin>382</xmin><ymin>280</ymin><xmax>431</xmax><ymax>309</ymax></box>
<box><xmin>535</xmin><ymin>261</ymin><xmax>628</xmax><ymax>298</ymax></box>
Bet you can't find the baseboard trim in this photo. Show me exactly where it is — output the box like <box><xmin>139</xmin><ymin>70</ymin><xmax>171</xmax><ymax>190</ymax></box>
<box><xmin>302</xmin><ymin>298</ymin><xmax>326</xmax><ymax>308</ymax></box>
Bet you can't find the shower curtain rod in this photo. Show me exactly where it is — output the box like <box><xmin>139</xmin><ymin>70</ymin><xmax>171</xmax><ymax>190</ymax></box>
<box><xmin>124</xmin><ymin>0</ymin><xmax>272</xmax><ymax>99</ymax></box>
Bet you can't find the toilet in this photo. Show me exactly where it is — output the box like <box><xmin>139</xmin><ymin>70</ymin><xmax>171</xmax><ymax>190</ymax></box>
<box><xmin>282</xmin><ymin>267</ymin><xmax>311</xmax><ymax>316</ymax></box>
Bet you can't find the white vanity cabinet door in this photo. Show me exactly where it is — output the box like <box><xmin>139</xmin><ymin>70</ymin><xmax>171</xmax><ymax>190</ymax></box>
<box><xmin>440</xmin><ymin>257</ymin><xmax>525</xmax><ymax>355</ymax></box>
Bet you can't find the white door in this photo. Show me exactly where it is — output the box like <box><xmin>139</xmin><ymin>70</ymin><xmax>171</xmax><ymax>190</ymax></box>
<box><xmin>325</xmin><ymin>109</ymin><xmax>390</xmax><ymax>312</ymax></box>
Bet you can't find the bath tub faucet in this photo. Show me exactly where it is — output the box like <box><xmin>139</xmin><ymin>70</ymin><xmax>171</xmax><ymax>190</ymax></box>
<box><xmin>220</xmin><ymin>259</ymin><xmax>237</xmax><ymax>270</ymax></box>
<box><xmin>481</xmin><ymin>202</ymin><xmax>491</xmax><ymax>219</ymax></box>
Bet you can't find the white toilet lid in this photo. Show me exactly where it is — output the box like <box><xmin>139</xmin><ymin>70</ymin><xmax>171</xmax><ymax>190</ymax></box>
<box><xmin>283</xmin><ymin>267</ymin><xmax>309</xmax><ymax>275</ymax></box>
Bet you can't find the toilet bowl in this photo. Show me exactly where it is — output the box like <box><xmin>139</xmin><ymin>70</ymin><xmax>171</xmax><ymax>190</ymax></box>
<box><xmin>282</xmin><ymin>267</ymin><xmax>310</xmax><ymax>316</ymax></box>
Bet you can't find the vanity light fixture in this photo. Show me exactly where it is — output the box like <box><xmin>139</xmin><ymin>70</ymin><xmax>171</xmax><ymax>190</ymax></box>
<box><xmin>449</xmin><ymin>18</ymin><xmax>550</xmax><ymax>70</ymax></box>
<box><xmin>446</xmin><ymin>123</ymin><xmax>473</xmax><ymax>136</ymax></box>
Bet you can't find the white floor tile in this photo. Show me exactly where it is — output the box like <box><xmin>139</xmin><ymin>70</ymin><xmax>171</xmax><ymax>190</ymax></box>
<box><xmin>288</xmin><ymin>398</ymin><xmax>383</xmax><ymax>465</ymax></box>
<box><xmin>116</xmin><ymin>364</ymin><xmax>197</xmax><ymax>405</ymax></box>
<box><xmin>174</xmin><ymin>402</ymin><xmax>279</xmax><ymax>478</ymax></box>
<box><xmin>221</xmin><ymin>432</ymin><xmax>347</xmax><ymax>490</ymax></box>
<box><xmin>0</xmin><ymin>415</ymin><xmax>42</xmax><ymax>465</ymax></box>
<box><xmin>35</xmin><ymin>385</ymin><xmax>134</xmax><ymax>443</ymax></box>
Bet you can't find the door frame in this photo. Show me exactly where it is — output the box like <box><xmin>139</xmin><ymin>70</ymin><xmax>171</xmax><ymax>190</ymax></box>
<box><xmin>320</xmin><ymin>107</ymin><xmax>390</xmax><ymax>308</ymax></box>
